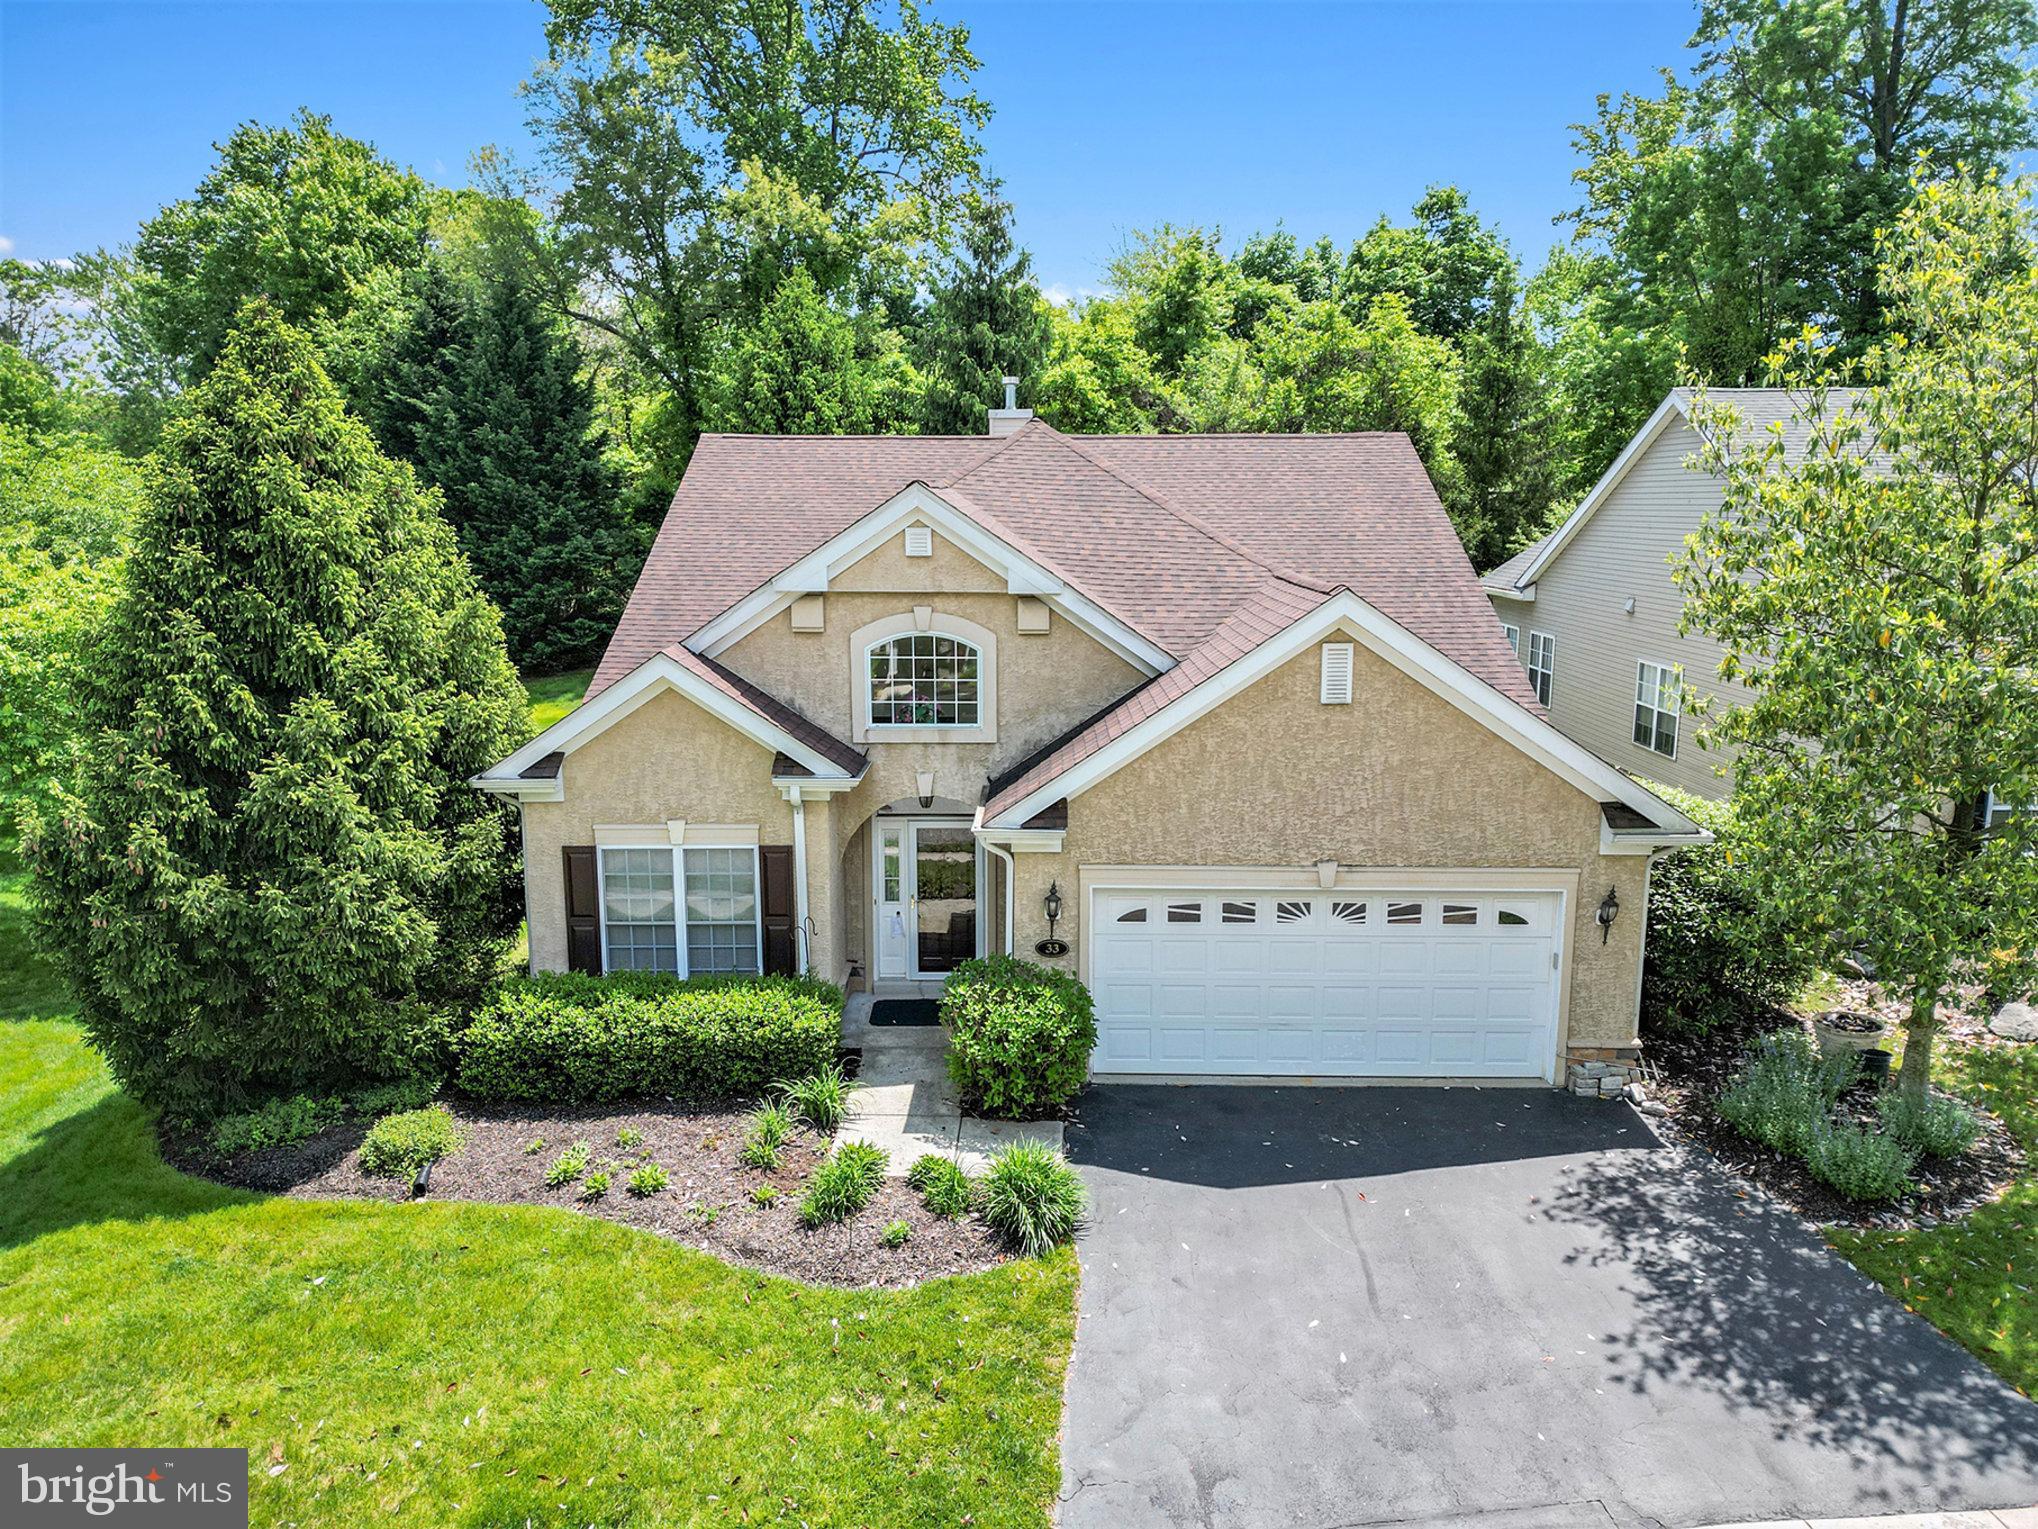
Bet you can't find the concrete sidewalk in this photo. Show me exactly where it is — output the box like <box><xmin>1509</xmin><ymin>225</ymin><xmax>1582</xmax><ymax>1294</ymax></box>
<box><xmin>1703</xmin><ymin>1512</ymin><xmax>2038</xmax><ymax>1529</ymax></box>
<box><xmin>836</xmin><ymin>992</ymin><xmax>1062</xmax><ymax>1174</ymax></box>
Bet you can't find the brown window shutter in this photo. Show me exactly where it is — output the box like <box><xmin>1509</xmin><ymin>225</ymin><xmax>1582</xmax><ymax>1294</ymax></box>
<box><xmin>758</xmin><ymin>844</ymin><xmax>796</xmax><ymax>976</ymax></box>
<box><xmin>562</xmin><ymin>845</ymin><xmax>602</xmax><ymax>974</ymax></box>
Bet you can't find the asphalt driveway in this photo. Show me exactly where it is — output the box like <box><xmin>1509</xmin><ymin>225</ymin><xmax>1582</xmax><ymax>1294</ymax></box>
<box><xmin>1061</xmin><ymin>1085</ymin><xmax>2038</xmax><ymax>1529</ymax></box>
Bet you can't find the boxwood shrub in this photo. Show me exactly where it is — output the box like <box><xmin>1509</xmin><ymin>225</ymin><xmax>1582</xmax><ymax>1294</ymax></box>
<box><xmin>941</xmin><ymin>956</ymin><xmax>1096</xmax><ymax>1120</ymax></box>
<box><xmin>455</xmin><ymin>972</ymin><xmax>843</xmax><ymax>1104</ymax></box>
<box><xmin>1640</xmin><ymin>784</ymin><xmax>1817</xmax><ymax>1037</ymax></box>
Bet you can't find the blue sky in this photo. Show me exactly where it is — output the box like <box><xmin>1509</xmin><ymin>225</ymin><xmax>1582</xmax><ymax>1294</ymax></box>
<box><xmin>1</xmin><ymin>0</ymin><xmax>1695</xmax><ymax>294</ymax></box>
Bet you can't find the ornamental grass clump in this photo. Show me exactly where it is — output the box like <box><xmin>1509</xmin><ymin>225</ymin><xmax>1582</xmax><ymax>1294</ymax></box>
<box><xmin>798</xmin><ymin>1141</ymin><xmax>888</xmax><ymax>1228</ymax></box>
<box><xmin>978</xmin><ymin>1141</ymin><xmax>1086</xmax><ymax>1256</ymax></box>
<box><xmin>741</xmin><ymin>1100</ymin><xmax>797</xmax><ymax>1168</ymax></box>
<box><xmin>357</xmin><ymin>1106</ymin><xmax>464</xmax><ymax>1180</ymax></box>
<box><xmin>906</xmin><ymin>1154</ymin><xmax>974</xmax><ymax>1219</ymax></box>
<box><xmin>941</xmin><ymin>957</ymin><xmax>1097</xmax><ymax>1120</ymax></box>
<box><xmin>779</xmin><ymin>1062</ymin><xmax>856</xmax><ymax>1134</ymax></box>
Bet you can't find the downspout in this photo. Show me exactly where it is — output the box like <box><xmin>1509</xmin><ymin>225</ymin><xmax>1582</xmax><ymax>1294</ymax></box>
<box><xmin>984</xmin><ymin>839</ymin><xmax>1016</xmax><ymax>956</ymax></box>
<box><xmin>788</xmin><ymin>786</ymin><xmax>811</xmax><ymax>974</ymax></box>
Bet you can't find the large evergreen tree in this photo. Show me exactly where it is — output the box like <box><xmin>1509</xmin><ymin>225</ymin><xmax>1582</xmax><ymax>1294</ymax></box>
<box><xmin>23</xmin><ymin>305</ymin><xmax>526</xmax><ymax>1118</ymax></box>
<box><xmin>917</xmin><ymin>186</ymin><xmax>1050</xmax><ymax>434</ymax></box>
<box><xmin>367</xmin><ymin>269</ymin><xmax>634</xmax><ymax>672</ymax></box>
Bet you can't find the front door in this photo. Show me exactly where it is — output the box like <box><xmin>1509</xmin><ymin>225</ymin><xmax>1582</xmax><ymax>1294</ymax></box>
<box><xmin>874</xmin><ymin>820</ymin><xmax>909</xmax><ymax>980</ymax></box>
<box><xmin>909</xmin><ymin>821</ymin><xmax>978</xmax><ymax>977</ymax></box>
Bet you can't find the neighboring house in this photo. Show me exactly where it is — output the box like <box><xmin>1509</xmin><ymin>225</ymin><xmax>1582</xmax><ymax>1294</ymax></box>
<box><xmin>474</xmin><ymin>398</ymin><xmax>1705</xmax><ymax>1083</ymax></box>
<box><xmin>1482</xmin><ymin>388</ymin><xmax>1861</xmax><ymax>801</ymax></box>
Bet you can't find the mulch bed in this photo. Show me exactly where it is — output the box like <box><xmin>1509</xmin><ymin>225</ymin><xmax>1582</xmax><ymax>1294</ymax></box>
<box><xmin>177</xmin><ymin>1102</ymin><xmax>1011</xmax><ymax>1289</ymax></box>
<box><xmin>1642</xmin><ymin>1002</ymin><xmax>2027</xmax><ymax>1230</ymax></box>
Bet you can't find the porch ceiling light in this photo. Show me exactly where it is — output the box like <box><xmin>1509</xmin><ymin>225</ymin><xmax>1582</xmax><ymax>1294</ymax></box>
<box><xmin>916</xmin><ymin>770</ymin><xmax>935</xmax><ymax>809</ymax></box>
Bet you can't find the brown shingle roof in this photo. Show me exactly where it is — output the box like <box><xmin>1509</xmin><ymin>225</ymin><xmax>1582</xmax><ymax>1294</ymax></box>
<box><xmin>668</xmin><ymin>646</ymin><xmax>865</xmax><ymax>776</ymax></box>
<box><xmin>593</xmin><ymin>421</ymin><xmax>1541</xmax><ymax>717</ymax></box>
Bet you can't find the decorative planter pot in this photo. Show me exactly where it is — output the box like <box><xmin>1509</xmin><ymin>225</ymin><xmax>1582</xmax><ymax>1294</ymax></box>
<box><xmin>1814</xmin><ymin>1009</ymin><xmax>1890</xmax><ymax>1062</ymax></box>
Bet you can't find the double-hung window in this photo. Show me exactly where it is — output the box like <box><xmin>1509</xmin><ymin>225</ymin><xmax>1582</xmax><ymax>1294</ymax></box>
<box><xmin>600</xmin><ymin>845</ymin><xmax>760</xmax><ymax>976</ymax></box>
<box><xmin>1987</xmin><ymin>791</ymin><xmax>2032</xmax><ymax>831</ymax></box>
<box><xmin>1501</xmin><ymin>622</ymin><xmax>1520</xmax><ymax>655</ymax></box>
<box><xmin>1526</xmin><ymin>631</ymin><xmax>1555</xmax><ymax>706</ymax></box>
<box><xmin>1634</xmin><ymin>660</ymin><xmax>1680</xmax><ymax>758</ymax></box>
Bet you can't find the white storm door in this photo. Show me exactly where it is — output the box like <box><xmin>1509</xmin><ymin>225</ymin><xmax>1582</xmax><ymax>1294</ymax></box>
<box><xmin>874</xmin><ymin>820</ymin><xmax>909</xmax><ymax>980</ymax></box>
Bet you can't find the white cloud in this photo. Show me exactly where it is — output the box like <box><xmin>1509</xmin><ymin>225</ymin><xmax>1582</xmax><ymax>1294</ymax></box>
<box><xmin>0</xmin><ymin>235</ymin><xmax>14</xmax><ymax>256</ymax></box>
<box><xmin>1043</xmin><ymin>282</ymin><xmax>1101</xmax><ymax>309</ymax></box>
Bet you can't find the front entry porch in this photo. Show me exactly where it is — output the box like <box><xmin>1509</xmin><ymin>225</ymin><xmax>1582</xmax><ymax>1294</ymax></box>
<box><xmin>837</xmin><ymin>992</ymin><xmax>1062</xmax><ymax>1175</ymax></box>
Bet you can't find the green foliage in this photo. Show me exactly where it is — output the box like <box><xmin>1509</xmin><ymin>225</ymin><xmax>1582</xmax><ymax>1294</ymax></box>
<box><xmin>527</xmin><ymin>0</ymin><xmax>987</xmax><ymax>449</ymax></box>
<box><xmin>1679</xmin><ymin>177</ymin><xmax>2038</xmax><ymax>1099</ymax></box>
<box><xmin>522</xmin><ymin>668</ymin><xmax>593</xmax><ymax>737</ymax></box>
<box><xmin>798</xmin><ymin>1140</ymin><xmax>888</xmax><ymax>1228</ymax></box>
<box><xmin>0</xmin><ymin>1016</ymin><xmax>1083</xmax><ymax>1527</ymax></box>
<box><xmin>544</xmin><ymin>1141</ymin><xmax>591</xmax><ymax>1188</ymax></box>
<box><xmin>580</xmin><ymin>1168</ymin><xmax>612</xmax><ymax>1201</ymax></box>
<box><xmin>20</xmin><ymin>307</ymin><xmax>526</xmax><ymax>1118</ymax></box>
<box><xmin>358</xmin><ymin>264</ymin><xmax>639</xmax><ymax>671</ymax></box>
<box><xmin>941</xmin><ymin>957</ymin><xmax>1097</xmax><ymax>1121</ymax></box>
<box><xmin>741</xmin><ymin>1100</ymin><xmax>797</xmax><ymax>1169</ymax></box>
<box><xmin>358</xmin><ymin>1106</ymin><xmax>465</xmax><ymax>1179</ymax></box>
<box><xmin>1714</xmin><ymin>1030</ymin><xmax>1858</xmax><ymax>1155</ymax></box>
<box><xmin>616</xmin><ymin>1126</ymin><xmax>643</xmax><ymax>1150</ymax></box>
<box><xmin>917</xmin><ymin>184</ymin><xmax>1050</xmax><ymax>433</ymax></box>
<box><xmin>1804</xmin><ymin>1120</ymin><xmax>1917</xmax><ymax>1203</ymax></box>
<box><xmin>906</xmin><ymin>1154</ymin><xmax>973</xmax><ymax>1219</ymax></box>
<box><xmin>748</xmin><ymin>1182</ymin><xmax>780</xmax><ymax>1209</ymax></box>
<box><xmin>977</xmin><ymin>1141</ymin><xmax>1086</xmax><ymax>1257</ymax></box>
<box><xmin>207</xmin><ymin>1094</ymin><xmax>347</xmax><ymax>1157</ymax></box>
<box><xmin>1345</xmin><ymin>186</ymin><xmax>1515</xmax><ymax>342</ymax></box>
<box><xmin>704</xmin><ymin>267</ymin><xmax>910</xmax><ymax>434</ymax></box>
<box><xmin>523</xmin><ymin>1136</ymin><xmax>545</xmax><ymax>1155</ymax></box>
<box><xmin>880</xmin><ymin>1218</ymin><xmax>912</xmax><ymax>1248</ymax></box>
<box><xmin>0</xmin><ymin>424</ymin><xmax>142</xmax><ymax>821</ymax></box>
<box><xmin>778</xmin><ymin>1060</ymin><xmax>856</xmax><ymax>1134</ymax></box>
<box><xmin>456</xmin><ymin>972</ymin><xmax>843</xmax><ymax>1105</ymax></box>
<box><xmin>1877</xmin><ymin>1088</ymin><xmax>1983</xmax><ymax>1160</ymax></box>
<box><xmin>133</xmin><ymin>110</ymin><xmax>437</xmax><ymax>382</ymax></box>
<box><xmin>1639</xmin><ymin>785</ymin><xmax>1818</xmax><ymax>1035</ymax></box>
<box><xmin>626</xmin><ymin>1162</ymin><xmax>669</xmax><ymax>1196</ymax></box>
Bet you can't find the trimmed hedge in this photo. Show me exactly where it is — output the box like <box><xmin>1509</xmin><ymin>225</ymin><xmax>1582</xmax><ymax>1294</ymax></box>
<box><xmin>1640</xmin><ymin>784</ymin><xmax>1817</xmax><ymax>1036</ymax></box>
<box><xmin>941</xmin><ymin>956</ymin><xmax>1096</xmax><ymax>1120</ymax></box>
<box><xmin>455</xmin><ymin>971</ymin><xmax>843</xmax><ymax>1104</ymax></box>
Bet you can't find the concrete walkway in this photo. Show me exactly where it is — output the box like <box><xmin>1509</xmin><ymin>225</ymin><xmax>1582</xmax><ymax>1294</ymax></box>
<box><xmin>1705</xmin><ymin>1513</ymin><xmax>2038</xmax><ymax>1529</ymax></box>
<box><xmin>837</xmin><ymin>992</ymin><xmax>1062</xmax><ymax>1174</ymax></box>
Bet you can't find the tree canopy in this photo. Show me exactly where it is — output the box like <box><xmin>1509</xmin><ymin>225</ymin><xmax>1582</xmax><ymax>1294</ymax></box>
<box><xmin>1679</xmin><ymin>175</ymin><xmax>2038</xmax><ymax>1099</ymax></box>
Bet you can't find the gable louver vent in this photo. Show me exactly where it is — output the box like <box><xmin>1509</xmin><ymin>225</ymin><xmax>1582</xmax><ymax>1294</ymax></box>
<box><xmin>1320</xmin><ymin>642</ymin><xmax>1355</xmax><ymax>704</ymax></box>
<box><xmin>903</xmin><ymin>526</ymin><xmax>933</xmax><ymax>557</ymax></box>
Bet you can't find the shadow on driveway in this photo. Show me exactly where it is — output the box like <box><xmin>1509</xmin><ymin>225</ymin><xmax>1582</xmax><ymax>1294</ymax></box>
<box><xmin>1062</xmin><ymin>1084</ymin><xmax>2038</xmax><ymax>1529</ymax></box>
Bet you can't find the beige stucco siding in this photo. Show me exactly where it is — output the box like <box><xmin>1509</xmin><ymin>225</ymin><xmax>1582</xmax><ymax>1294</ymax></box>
<box><xmin>718</xmin><ymin>531</ymin><xmax>1146</xmax><ymax>832</ymax></box>
<box><xmin>522</xmin><ymin>688</ymin><xmax>796</xmax><ymax>974</ymax></box>
<box><xmin>1489</xmin><ymin>420</ymin><xmax>1754</xmax><ymax>800</ymax></box>
<box><xmin>1005</xmin><ymin>641</ymin><xmax>1651</xmax><ymax>1052</ymax></box>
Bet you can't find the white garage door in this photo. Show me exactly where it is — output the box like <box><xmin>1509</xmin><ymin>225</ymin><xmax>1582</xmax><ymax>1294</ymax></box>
<box><xmin>1089</xmin><ymin>887</ymin><xmax>1562</xmax><ymax>1079</ymax></box>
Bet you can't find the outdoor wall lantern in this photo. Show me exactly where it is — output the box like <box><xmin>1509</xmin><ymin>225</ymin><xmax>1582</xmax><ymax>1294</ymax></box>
<box><xmin>1596</xmin><ymin>886</ymin><xmax>1620</xmax><ymax>944</ymax></box>
<box><xmin>1035</xmin><ymin>880</ymin><xmax>1069</xmax><ymax>960</ymax></box>
<box><xmin>915</xmin><ymin>770</ymin><xmax>935</xmax><ymax>809</ymax></box>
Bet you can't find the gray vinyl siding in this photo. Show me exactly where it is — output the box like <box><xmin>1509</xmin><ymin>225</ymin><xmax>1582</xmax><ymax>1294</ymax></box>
<box><xmin>1487</xmin><ymin>419</ymin><xmax>1752</xmax><ymax>800</ymax></box>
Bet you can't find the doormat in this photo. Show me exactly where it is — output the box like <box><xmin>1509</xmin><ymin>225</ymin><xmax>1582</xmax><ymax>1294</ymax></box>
<box><xmin>869</xmin><ymin>999</ymin><xmax>943</xmax><ymax>1027</ymax></box>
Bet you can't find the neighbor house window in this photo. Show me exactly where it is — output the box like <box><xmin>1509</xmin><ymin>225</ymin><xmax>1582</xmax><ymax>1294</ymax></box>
<box><xmin>1634</xmin><ymin>661</ymin><xmax>1680</xmax><ymax>758</ymax></box>
<box><xmin>601</xmin><ymin>845</ymin><xmax>760</xmax><ymax>976</ymax></box>
<box><xmin>1526</xmin><ymin>632</ymin><xmax>1555</xmax><ymax>705</ymax></box>
<box><xmin>1501</xmin><ymin>623</ymin><xmax>1520</xmax><ymax>655</ymax></box>
<box><xmin>867</xmin><ymin>633</ymin><xmax>980</xmax><ymax>726</ymax></box>
<box><xmin>1987</xmin><ymin>791</ymin><xmax>2031</xmax><ymax>831</ymax></box>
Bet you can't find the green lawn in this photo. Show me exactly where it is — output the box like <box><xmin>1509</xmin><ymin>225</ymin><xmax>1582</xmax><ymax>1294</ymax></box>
<box><xmin>0</xmin><ymin>852</ymin><xmax>1078</xmax><ymax>1527</ymax></box>
<box><xmin>1828</xmin><ymin>1041</ymin><xmax>2038</xmax><ymax>1399</ymax></box>
<box><xmin>523</xmin><ymin>667</ymin><xmax>593</xmax><ymax>736</ymax></box>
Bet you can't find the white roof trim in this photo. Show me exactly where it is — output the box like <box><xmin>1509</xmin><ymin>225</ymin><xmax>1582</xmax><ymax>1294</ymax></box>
<box><xmin>1513</xmin><ymin>392</ymin><xmax>1693</xmax><ymax>591</ymax></box>
<box><xmin>984</xmin><ymin>587</ymin><xmax>1706</xmax><ymax>845</ymax></box>
<box><xmin>685</xmin><ymin>482</ymin><xmax>1173</xmax><ymax>676</ymax></box>
<box><xmin>475</xmin><ymin>651</ymin><xmax>859</xmax><ymax>788</ymax></box>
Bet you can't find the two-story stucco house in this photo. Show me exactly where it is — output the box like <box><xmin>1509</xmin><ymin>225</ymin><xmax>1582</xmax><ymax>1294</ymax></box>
<box><xmin>473</xmin><ymin>397</ymin><xmax>1706</xmax><ymax>1084</ymax></box>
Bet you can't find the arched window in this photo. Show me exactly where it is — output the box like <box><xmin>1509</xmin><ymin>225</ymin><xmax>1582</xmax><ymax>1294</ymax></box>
<box><xmin>866</xmin><ymin>632</ymin><xmax>981</xmax><ymax>727</ymax></box>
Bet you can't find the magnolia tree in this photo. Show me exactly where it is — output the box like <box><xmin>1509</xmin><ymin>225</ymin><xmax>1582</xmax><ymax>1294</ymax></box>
<box><xmin>1679</xmin><ymin>176</ymin><xmax>2038</xmax><ymax>1101</ymax></box>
